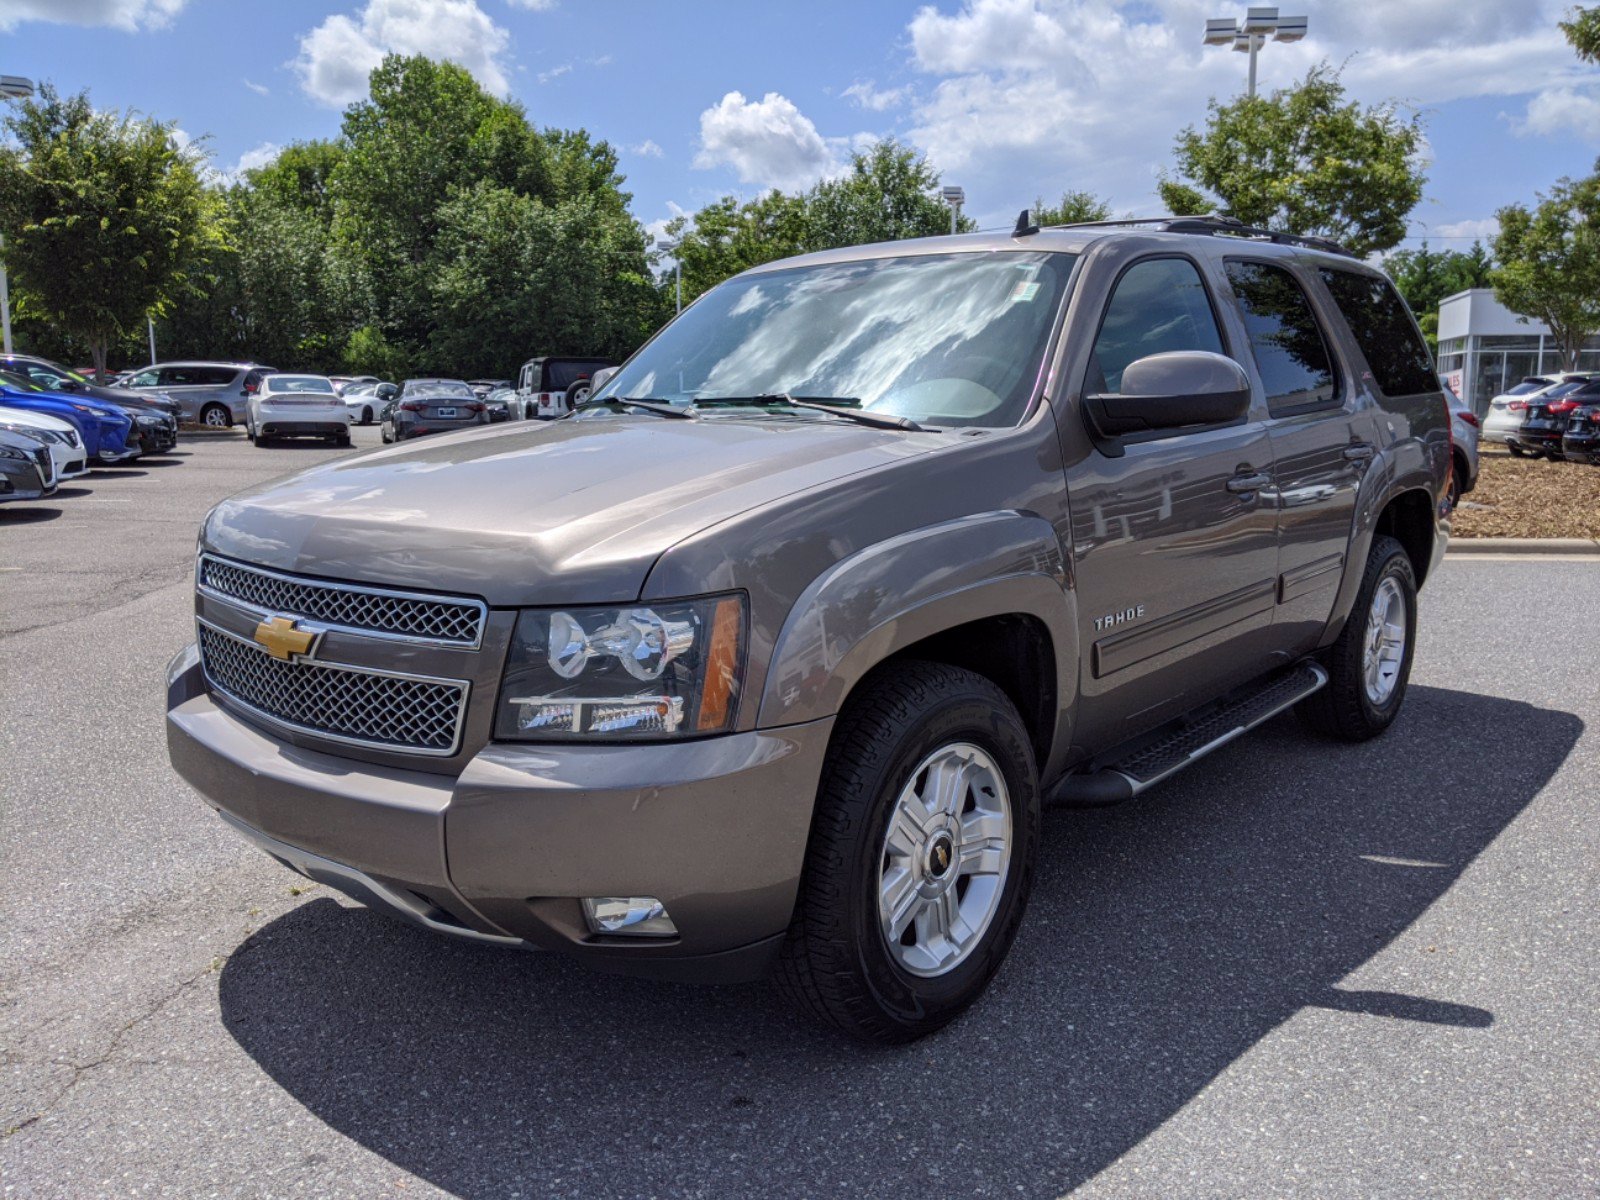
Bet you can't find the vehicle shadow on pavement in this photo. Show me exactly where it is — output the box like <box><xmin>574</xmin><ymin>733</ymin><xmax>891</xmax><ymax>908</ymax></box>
<box><xmin>218</xmin><ymin>686</ymin><xmax>1580</xmax><ymax>1198</ymax></box>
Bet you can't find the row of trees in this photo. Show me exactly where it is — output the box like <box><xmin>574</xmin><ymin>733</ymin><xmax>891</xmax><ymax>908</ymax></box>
<box><xmin>0</xmin><ymin>56</ymin><xmax>664</xmax><ymax>378</ymax></box>
<box><xmin>2</xmin><ymin>21</ymin><xmax>1595</xmax><ymax>377</ymax></box>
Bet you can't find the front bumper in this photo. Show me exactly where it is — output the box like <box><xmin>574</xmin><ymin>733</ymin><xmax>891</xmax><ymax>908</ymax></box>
<box><xmin>166</xmin><ymin>645</ymin><xmax>833</xmax><ymax>983</ymax></box>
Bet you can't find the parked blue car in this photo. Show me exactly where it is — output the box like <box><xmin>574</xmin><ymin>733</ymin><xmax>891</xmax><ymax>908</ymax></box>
<box><xmin>0</xmin><ymin>372</ymin><xmax>139</xmax><ymax>464</ymax></box>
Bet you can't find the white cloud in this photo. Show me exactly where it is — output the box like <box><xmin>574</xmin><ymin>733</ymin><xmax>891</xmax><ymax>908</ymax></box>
<box><xmin>900</xmin><ymin>0</ymin><xmax>1589</xmax><ymax>225</ymax></box>
<box><xmin>842</xmin><ymin>81</ymin><xmax>909</xmax><ymax>112</ymax></box>
<box><xmin>233</xmin><ymin>142</ymin><xmax>282</xmax><ymax>176</ymax></box>
<box><xmin>505</xmin><ymin>0</ymin><xmax>554</xmax><ymax>8</ymax></box>
<box><xmin>0</xmin><ymin>0</ymin><xmax>186</xmax><ymax>31</ymax></box>
<box><xmin>1433</xmin><ymin>217</ymin><xmax>1500</xmax><ymax>241</ymax></box>
<box><xmin>1515</xmin><ymin>86</ymin><xmax>1600</xmax><ymax>143</ymax></box>
<box><xmin>631</xmin><ymin>139</ymin><xmax>664</xmax><ymax>158</ymax></box>
<box><xmin>537</xmin><ymin>63</ymin><xmax>572</xmax><ymax>84</ymax></box>
<box><xmin>693</xmin><ymin>91</ymin><xmax>845</xmax><ymax>191</ymax></box>
<box><xmin>292</xmin><ymin>0</ymin><xmax>512</xmax><ymax>108</ymax></box>
<box><xmin>242</xmin><ymin>78</ymin><xmax>270</xmax><ymax>96</ymax></box>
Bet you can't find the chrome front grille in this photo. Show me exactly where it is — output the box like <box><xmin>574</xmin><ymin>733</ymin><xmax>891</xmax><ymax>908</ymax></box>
<box><xmin>199</xmin><ymin>554</ymin><xmax>485</xmax><ymax>647</ymax></box>
<box><xmin>197</xmin><ymin>622</ymin><xmax>469</xmax><ymax>755</ymax></box>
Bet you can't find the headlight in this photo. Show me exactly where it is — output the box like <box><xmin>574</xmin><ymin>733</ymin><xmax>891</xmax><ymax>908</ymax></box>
<box><xmin>494</xmin><ymin>595</ymin><xmax>745</xmax><ymax>740</ymax></box>
<box><xmin>0</xmin><ymin>444</ymin><xmax>27</xmax><ymax>460</ymax></box>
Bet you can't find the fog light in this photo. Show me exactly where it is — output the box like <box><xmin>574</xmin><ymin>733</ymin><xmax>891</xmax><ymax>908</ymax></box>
<box><xmin>582</xmin><ymin>896</ymin><xmax>678</xmax><ymax>938</ymax></box>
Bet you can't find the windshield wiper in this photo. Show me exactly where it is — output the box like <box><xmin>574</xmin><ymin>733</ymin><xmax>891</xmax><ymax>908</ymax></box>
<box><xmin>694</xmin><ymin>393</ymin><xmax>927</xmax><ymax>432</ymax></box>
<box><xmin>574</xmin><ymin>396</ymin><xmax>696</xmax><ymax>419</ymax></box>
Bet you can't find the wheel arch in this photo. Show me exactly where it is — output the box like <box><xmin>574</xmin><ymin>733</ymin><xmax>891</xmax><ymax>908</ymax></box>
<box><xmin>756</xmin><ymin>511</ymin><xmax>1078</xmax><ymax>782</ymax></box>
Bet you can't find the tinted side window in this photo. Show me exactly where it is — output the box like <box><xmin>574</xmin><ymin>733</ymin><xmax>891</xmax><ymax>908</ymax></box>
<box><xmin>1225</xmin><ymin>261</ymin><xmax>1337</xmax><ymax>411</ymax></box>
<box><xmin>1318</xmin><ymin>268</ymin><xmax>1436</xmax><ymax>397</ymax></box>
<box><xmin>127</xmin><ymin>369</ymin><xmax>159</xmax><ymax>388</ymax></box>
<box><xmin>545</xmin><ymin>360</ymin><xmax>611</xmax><ymax>391</ymax></box>
<box><xmin>1091</xmin><ymin>258</ymin><xmax>1224</xmax><ymax>393</ymax></box>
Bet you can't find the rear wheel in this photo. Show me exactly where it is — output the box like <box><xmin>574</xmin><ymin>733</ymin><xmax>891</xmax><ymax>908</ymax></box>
<box><xmin>1447</xmin><ymin>456</ymin><xmax>1465</xmax><ymax>508</ymax></box>
<box><xmin>361</xmin><ymin>406</ymin><xmax>373</xmax><ymax>425</ymax></box>
<box><xmin>774</xmin><ymin>661</ymin><xmax>1040</xmax><ymax>1043</ymax></box>
<box><xmin>199</xmin><ymin>403</ymin><xmax>231</xmax><ymax>429</ymax></box>
<box><xmin>1298</xmin><ymin>534</ymin><xmax>1417</xmax><ymax>742</ymax></box>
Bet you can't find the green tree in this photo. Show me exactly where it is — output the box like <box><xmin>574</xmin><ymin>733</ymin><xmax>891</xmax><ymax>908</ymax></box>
<box><xmin>1381</xmin><ymin>241</ymin><xmax>1494</xmax><ymax>347</ymax></box>
<box><xmin>1562</xmin><ymin>5</ymin><xmax>1600</xmax><ymax>61</ymax></box>
<box><xmin>0</xmin><ymin>85</ymin><xmax>228</xmax><ymax>377</ymax></box>
<box><xmin>1492</xmin><ymin>164</ymin><xmax>1600</xmax><ymax>370</ymax></box>
<box><xmin>661</xmin><ymin>139</ymin><xmax>969</xmax><ymax>306</ymax></box>
<box><xmin>1158</xmin><ymin>64</ymin><xmax>1426</xmax><ymax>255</ymax></box>
<box><xmin>805</xmin><ymin>140</ymin><xmax>971</xmax><ymax>248</ymax></box>
<box><xmin>1032</xmin><ymin>190</ymin><xmax>1113</xmax><ymax>226</ymax></box>
<box><xmin>428</xmin><ymin>182</ymin><xmax>663</xmax><ymax>372</ymax></box>
<box><xmin>659</xmin><ymin>190</ymin><xmax>810</xmax><ymax>304</ymax></box>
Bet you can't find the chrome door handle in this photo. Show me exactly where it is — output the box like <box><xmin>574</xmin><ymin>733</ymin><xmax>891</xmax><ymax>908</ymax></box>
<box><xmin>1343</xmin><ymin>442</ymin><xmax>1375</xmax><ymax>462</ymax></box>
<box><xmin>1226</xmin><ymin>472</ymin><xmax>1273</xmax><ymax>494</ymax></box>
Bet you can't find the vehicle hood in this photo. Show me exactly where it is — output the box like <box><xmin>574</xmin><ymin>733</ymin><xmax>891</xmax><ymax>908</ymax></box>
<box><xmin>0</xmin><ymin>404</ymin><xmax>73</xmax><ymax>432</ymax></box>
<box><xmin>0</xmin><ymin>386</ymin><xmax>125</xmax><ymax>420</ymax></box>
<box><xmin>202</xmin><ymin>415</ymin><xmax>947</xmax><ymax>605</ymax></box>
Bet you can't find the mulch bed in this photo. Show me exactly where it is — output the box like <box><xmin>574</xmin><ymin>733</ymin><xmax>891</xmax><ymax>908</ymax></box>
<box><xmin>1454</xmin><ymin>446</ymin><xmax>1600</xmax><ymax>539</ymax></box>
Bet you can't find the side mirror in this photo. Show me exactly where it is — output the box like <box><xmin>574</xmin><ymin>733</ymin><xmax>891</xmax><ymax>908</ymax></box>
<box><xmin>590</xmin><ymin>366</ymin><xmax>619</xmax><ymax>392</ymax></box>
<box><xmin>1085</xmin><ymin>351</ymin><xmax>1251</xmax><ymax>437</ymax></box>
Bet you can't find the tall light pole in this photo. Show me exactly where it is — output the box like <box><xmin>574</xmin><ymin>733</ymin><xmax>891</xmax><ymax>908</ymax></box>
<box><xmin>660</xmin><ymin>239</ymin><xmax>682</xmax><ymax>314</ymax></box>
<box><xmin>0</xmin><ymin>74</ymin><xmax>35</xmax><ymax>357</ymax></box>
<box><xmin>1203</xmin><ymin>7</ymin><xmax>1306</xmax><ymax>98</ymax></box>
<box><xmin>941</xmin><ymin>185</ymin><xmax>965</xmax><ymax>235</ymax></box>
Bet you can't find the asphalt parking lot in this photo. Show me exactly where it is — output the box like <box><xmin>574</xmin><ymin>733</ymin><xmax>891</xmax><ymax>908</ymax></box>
<box><xmin>3</xmin><ymin>427</ymin><xmax>1597</xmax><ymax>1198</ymax></box>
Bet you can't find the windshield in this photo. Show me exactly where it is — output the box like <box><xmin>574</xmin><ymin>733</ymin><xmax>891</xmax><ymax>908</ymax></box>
<box><xmin>593</xmin><ymin>251</ymin><xmax>1075</xmax><ymax>428</ymax></box>
<box><xmin>404</xmin><ymin>380</ymin><xmax>473</xmax><ymax>399</ymax></box>
<box><xmin>1542</xmin><ymin>379</ymin><xmax>1590</xmax><ymax>400</ymax></box>
<box><xmin>1508</xmin><ymin>378</ymin><xmax>1552</xmax><ymax>396</ymax></box>
<box><xmin>266</xmin><ymin>374</ymin><xmax>336</xmax><ymax>393</ymax></box>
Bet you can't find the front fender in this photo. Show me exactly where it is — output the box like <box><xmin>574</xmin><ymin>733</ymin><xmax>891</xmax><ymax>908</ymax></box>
<box><xmin>757</xmin><ymin>511</ymin><xmax>1077</xmax><ymax>765</ymax></box>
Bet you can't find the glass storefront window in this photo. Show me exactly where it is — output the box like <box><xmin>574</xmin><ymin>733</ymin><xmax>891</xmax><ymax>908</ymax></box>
<box><xmin>1473</xmin><ymin>352</ymin><xmax>1504</xmax><ymax>404</ymax></box>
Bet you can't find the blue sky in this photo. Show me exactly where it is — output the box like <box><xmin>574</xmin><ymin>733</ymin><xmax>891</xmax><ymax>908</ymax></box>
<box><xmin>4</xmin><ymin>0</ymin><xmax>1598</xmax><ymax>253</ymax></box>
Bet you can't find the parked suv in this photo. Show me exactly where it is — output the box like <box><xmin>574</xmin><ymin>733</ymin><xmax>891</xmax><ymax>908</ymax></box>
<box><xmin>515</xmin><ymin>356</ymin><xmax>617</xmax><ymax>419</ymax></box>
<box><xmin>167</xmin><ymin>218</ymin><xmax>1451</xmax><ymax>1043</ymax></box>
<box><xmin>121</xmin><ymin>361</ymin><xmax>275</xmax><ymax>428</ymax></box>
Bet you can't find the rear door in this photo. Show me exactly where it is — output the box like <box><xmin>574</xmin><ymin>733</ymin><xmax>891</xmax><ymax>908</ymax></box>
<box><xmin>1065</xmin><ymin>253</ymin><xmax>1282</xmax><ymax>747</ymax></box>
<box><xmin>1221</xmin><ymin>258</ymin><xmax>1362</xmax><ymax>652</ymax></box>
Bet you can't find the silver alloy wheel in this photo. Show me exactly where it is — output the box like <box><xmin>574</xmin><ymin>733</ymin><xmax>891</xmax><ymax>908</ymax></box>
<box><xmin>202</xmin><ymin>406</ymin><xmax>229</xmax><ymax>428</ymax></box>
<box><xmin>878</xmin><ymin>741</ymin><xmax>1012</xmax><ymax>978</ymax></box>
<box><xmin>1362</xmin><ymin>575</ymin><xmax>1407</xmax><ymax>706</ymax></box>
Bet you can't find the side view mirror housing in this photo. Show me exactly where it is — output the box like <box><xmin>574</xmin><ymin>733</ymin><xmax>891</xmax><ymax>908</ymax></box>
<box><xmin>1085</xmin><ymin>351</ymin><xmax>1252</xmax><ymax>437</ymax></box>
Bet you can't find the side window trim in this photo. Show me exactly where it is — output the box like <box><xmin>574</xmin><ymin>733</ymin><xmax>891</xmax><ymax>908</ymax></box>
<box><xmin>1222</xmin><ymin>255</ymin><xmax>1345</xmax><ymax>419</ymax></box>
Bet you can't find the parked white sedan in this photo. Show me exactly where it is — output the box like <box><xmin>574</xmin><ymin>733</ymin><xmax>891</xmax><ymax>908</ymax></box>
<box><xmin>246</xmin><ymin>374</ymin><xmax>351</xmax><ymax>447</ymax></box>
<box><xmin>0</xmin><ymin>404</ymin><xmax>90</xmax><ymax>479</ymax></box>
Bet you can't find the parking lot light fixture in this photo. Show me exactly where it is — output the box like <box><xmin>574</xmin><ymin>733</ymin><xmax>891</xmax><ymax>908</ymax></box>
<box><xmin>0</xmin><ymin>74</ymin><xmax>35</xmax><ymax>355</ymax></box>
<box><xmin>660</xmin><ymin>238</ymin><xmax>683</xmax><ymax>314</ymax></box>
<box><xmin>1204</xmin><ymin>7</ymin><xmax>1306</xmax><ymax>97</ymax></box>
<box><xmin>941</xmin><ymin>185</ymin><xmax>966</xmax><ymax>236</ymax></box>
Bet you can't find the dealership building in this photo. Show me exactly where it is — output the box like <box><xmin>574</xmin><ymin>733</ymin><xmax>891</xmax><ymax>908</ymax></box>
<box><xmin>1436</xmin><ymin>288</ymin><xmax>1600</xmax><ymax>415</ymax></box>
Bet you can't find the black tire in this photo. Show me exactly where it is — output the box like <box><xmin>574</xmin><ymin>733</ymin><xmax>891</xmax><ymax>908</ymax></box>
<box><xmin>361</xmin><ymin>406</ymin><xmax>373</xmax><ymax>426</ymax></box>
<box><xmin>774</xmin><ymin>660</ymin><xmax>1040</xmax><ymax>1044</ymax></box>
<box><xmin>1507</xmin><ymin>442</ymin><xmax>1529</xmax><ymax>457</ymax></box>
<box><xmin>1297</xmin><ymin>534</ymin><xmax>1417</xmax><ymax>742</ymax></box>
<box><xmin>335</xmin><ymin>431</ymin><xmax>351</xmax><ymax>447</ymax></box>
<box><xmin>1447</xmin><ymin>456</ymin><xmax>1464</xmax><ymax>508</ymax></box>
<box><xmin>199</xmin><ymin>403</ymin><xmax>231</xmax><ymax>429</ymax></box>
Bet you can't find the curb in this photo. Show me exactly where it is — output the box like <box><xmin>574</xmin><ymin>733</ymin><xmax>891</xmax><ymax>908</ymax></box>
<box><xmin>176</xmin><ymin>426</ymin><xmax>244</xmax><ymax>437</ymax></box>
<box><xmin>1447</xmin><ymin>537</ymin><xmax>1600</xmax><ymax>557</ymax></box>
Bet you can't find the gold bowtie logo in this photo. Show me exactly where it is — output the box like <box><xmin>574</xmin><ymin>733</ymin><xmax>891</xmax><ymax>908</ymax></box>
<box><xmin>253</xmin><ymin>616</ymin><xmax>317</xmax><ymax>661</ymax></box>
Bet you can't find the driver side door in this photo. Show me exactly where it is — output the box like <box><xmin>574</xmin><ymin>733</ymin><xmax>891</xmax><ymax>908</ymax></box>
<box><xmin>1064</xmin><ymin>253</ymin><xmax>1283</xmax><ymax>749</ymax></box>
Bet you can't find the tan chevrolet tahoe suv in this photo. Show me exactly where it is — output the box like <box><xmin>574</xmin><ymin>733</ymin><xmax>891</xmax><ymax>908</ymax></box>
<box><xmin>167</xmin><ymin>215</ymin><xmax>1452</xmax><ymax>1043</ymax></box>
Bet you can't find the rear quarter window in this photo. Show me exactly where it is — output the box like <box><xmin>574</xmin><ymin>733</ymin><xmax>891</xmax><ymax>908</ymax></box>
<box><xmin>1318</xmin><ymin>268</ymin><xmax>1437</xmax><ymax>397</ymax></box>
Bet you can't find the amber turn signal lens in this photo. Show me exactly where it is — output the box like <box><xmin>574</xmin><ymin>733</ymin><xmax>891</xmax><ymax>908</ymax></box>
<box><xmin>695</xmin><ymin>595</ymin><xmax>743</xmax><ymax>731</ymax></box>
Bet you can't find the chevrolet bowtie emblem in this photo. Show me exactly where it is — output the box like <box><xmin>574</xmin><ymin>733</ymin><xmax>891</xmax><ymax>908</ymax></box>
<box><xmin>253</xmin><ymin>616</ymin><xmax>317</xmax><ymax>661</ymax></box>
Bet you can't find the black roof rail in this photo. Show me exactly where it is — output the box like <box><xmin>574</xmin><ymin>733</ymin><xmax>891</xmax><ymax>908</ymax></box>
<box><xmin>1046</xmin><ymin>214</ymin><xmax>1359</xmax><ymax>259</ymax></box>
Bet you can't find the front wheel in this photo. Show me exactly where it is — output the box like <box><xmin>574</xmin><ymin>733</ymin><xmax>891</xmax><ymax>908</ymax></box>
<box><xmin>361</xmin><ymin>406</ymin><xmax>373</xmax><ymax>425</ymax></box>
<box><xmin>774</xmin><ymin>661</ymin><xmax>1040</xmax><ymax>1043</ymax></box>
<box><xmin>1298</xmin><ymin>534</ymin><xmax>1417</xmax><ymax>741</ymax></box>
